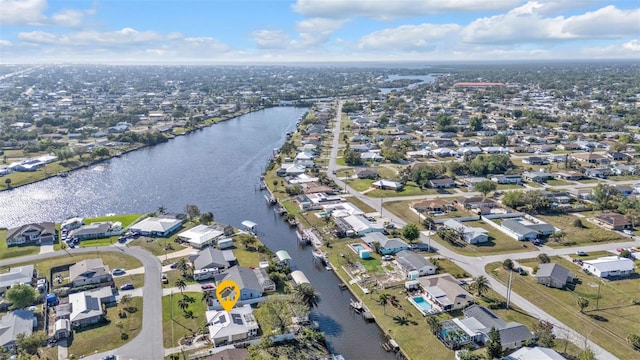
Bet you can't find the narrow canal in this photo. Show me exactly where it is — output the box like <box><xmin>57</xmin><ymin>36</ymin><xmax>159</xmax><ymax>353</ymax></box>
<box><xmin>0</xmin><ymin>107</ymin><xmax>395</xmax><ymax>359</ymax></box>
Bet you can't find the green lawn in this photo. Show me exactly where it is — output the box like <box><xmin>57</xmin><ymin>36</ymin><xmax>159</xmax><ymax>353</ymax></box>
<box><xmin>383</xmin><ymin>199</ymin><xmax>466</xmax><ymax>231</ymax></box>
<box><xmin>345</xmin><ymin>196</ymin><xmax>376</xmax><ymax>213</ymax></box>
<box><xmin>487</xmin><ymin>257</ymin><xmax>640</xmax><ymax>359</ymax></box>
<box><xmin>367</xmin><ymin>184</ymin><xmax>450</xmax><ymax>198</ymax></box>
<box><xmin>69</xmin><ymin>297</ymin><xmax>143</xmax><ymax>358</ymax></box>
<box><xmin>162</xmin><ymin>292</ymin><xmax>209</xmax><ymax>348</ymax></box>
<box><xmin>347</xmin><ymin>178</ymin><xmax>374</xmax><ymax>192</ymax></box>
<box><xmin>2</xmin><ymin>252</ymin><xmax>142</xmax><ymax>278</ymax></box>
<box><xmin>86</xmin><ymin>213</ymin><xmax>143</xmax><ymax>228</ymax></box>
<box><xmin>429</xmin><ymin>220</ymin><xmax>532</xmax><ymax>256</ymax></box>
<box><xmin>496</xmin><ymin>184</ymin><xmax>525</xmax><ymax>190</ymax></box>
<box><xmin>0</xmin><ymin>230</ymin><xmax>40</xmax><ymax>259</ymax></box>
<box><xmin>537</xmin><ymin>214</ymin><xmax>626</xmax><ymax>247</ymax></box>
<box><xmin>546</xmin><ymin>179</ymin><xmax>573</xmax><ymax>186</ymax></box>
<box><xmin>113</xmin><ymin>273</ymin><xmax>145</xmax><ymax>290</ymax></box>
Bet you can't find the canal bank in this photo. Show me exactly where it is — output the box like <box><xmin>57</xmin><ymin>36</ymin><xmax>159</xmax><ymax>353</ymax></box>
<box><xmin>0</xmin><ymin>106</ymin><xmax>393</xmax><ymax>360</ymax></box>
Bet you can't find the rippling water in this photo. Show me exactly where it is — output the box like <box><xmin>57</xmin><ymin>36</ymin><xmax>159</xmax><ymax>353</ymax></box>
<box><xmin>0</xmin><ymin>107</ymin><xmax>395</xmax><ymax>359</ymax></box>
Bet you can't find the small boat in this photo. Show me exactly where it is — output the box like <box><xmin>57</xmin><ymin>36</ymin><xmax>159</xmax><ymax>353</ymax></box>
<box><xmin>338</xmin><ymin>283</ymin><xmax>347</xmax><ymax>290</ymax></box>
<box><xmin>325</xmin><ymin>265</ymin><xmax>332</xmax><ymax>271</ymax></box>
<box><xmin>350</xmin><ymin>299</ymin><xmax>363</xmax><ymax>312</ymax></box>
<box><xmin>312</xmin><ymin>250</ymin><xmax>326</xmax><ymax>261</ymax></box>
<box><xmin>58</xmin><ymin>172</ymin><xmax>68</xmax><ymax>178</ymax></box>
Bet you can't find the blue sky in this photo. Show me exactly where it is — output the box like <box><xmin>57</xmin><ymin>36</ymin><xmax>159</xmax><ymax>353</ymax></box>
<box><xmin>0</xmin><ymin>0</ymin><xmax>639</xmax><ymax>63</ymax></box>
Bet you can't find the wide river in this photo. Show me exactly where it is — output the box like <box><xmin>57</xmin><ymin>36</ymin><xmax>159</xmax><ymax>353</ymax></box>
<box><xmin>0</xmin><ymin>107</ymin><xmax>394</xmax><ymax>360</ymax></box>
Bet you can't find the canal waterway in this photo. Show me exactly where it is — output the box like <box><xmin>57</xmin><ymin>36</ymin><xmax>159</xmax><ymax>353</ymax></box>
<box><xmin>0</xmin><ymin>106</ymin><xmax>395</xmax><ymax>359</ymax></box>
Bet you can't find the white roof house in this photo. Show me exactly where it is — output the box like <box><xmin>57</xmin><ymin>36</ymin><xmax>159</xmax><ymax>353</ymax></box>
<box><xmin>442</xmin><ymin>219</ymin><xmax>489</xmax><ymax>244</ymax></box>
<box><xmin>582</xmin><ymin>256</ymin><xmax>635</xmax><ymax>278</ymax></box>
<box><xmin>129</xmin><ymin>217</ymin><xmax>183</xmax><ymax>237</ymax></box>
<box><xmin>342</xmin><ymin>215</ymin><xmax>384</xmax><ymax>236</ymax></box>
<box><xmin>177</xmin><ymin>225</ymin><xmax>224</xmax><ymax>249</ymax></box>
<box><xmin>502</xmin><ymin>346</ymin><xmax>565</xmax><ymax>360</ymax></box>
<box><xmin>372</xmin><ymin>179</ymin><xmax>403</xmax><ymax>190</ymax></box>
<box><xmin>206</xmin><ymin>304</ymin><xmax>259</xmax><ymax>346</ymax></box>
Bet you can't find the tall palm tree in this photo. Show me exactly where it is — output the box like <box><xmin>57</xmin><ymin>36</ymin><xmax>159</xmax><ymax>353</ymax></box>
<box><xmin>157</xmin><ymin>206</ymin><xmax>167</xmax><ymax>215</ymax></box>
<box><xmin>175</xmin><ymin>279</ymin><xmax>187</xmax><ymax>294</ymax></box>
<box><xmin>379</xmin><ymin>293</ymin><xmax>390</xmax><ymax>315</ymax></box>
<box><xmin>175</xmin><ymin>258</ymin><xmax>191</xmax><ymax>278</ymax></box>
<box><xmin>201</xmin><ymin>290</ymin><xmax>216</xmax><ymax>306</ymax></box>
<box><xmin>294</xmin><ymin>283</ymin><xmax>321</xmax><ymax>309</ymax></box>
<box><xmin>426</xmin><ymin>316</ymin><xmax>442</xmax><ymax>335</ymax></box>
<box><xmin>177</xmin><ymin>297</ymin><xmax>190</xmax><ymax>313</ymax></box>
<box><xmin>472</xmin><ymin>275</ymin><xmax>490</xmax><ymax>297</ymax></box>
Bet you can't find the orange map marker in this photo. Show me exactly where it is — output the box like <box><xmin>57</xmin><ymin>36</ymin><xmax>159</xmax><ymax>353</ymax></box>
<box><xmin>216</xmin><ymin>279</ymin><xmax>239</xmax><ymax>312</ymax></box>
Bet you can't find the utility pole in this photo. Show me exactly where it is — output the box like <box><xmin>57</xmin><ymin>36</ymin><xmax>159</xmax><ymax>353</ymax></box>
<box><xmin>506</xmin><ymin>269</ymin><xmax>513</xmax><ymax>310</ymax></box>
<box><xmin>596</xmin><ymin>282</ymin><xmax>601</xmax><ymax>310</ymax></box>
<box><xmin>428</xmin><ymin>222</ymin><xmax>432</xmax><ymax>253</ymax></box>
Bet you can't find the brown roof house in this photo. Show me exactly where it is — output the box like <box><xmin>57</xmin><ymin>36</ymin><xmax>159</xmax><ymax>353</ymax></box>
<box><xmin>594</xmin><ymin>212</ymin><xmax>631</xmax><ymax>231</ymax></box>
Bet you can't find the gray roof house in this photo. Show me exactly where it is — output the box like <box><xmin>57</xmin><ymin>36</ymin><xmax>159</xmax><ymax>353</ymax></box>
<box><xmin>215</xmin><ymin>266</ymin><xmax>263</xmax><ymax>301</ymax></box>
<box><xmin>395</xmin><ymin>250</ymin><xmax>436</xmax><ymax>277</ymax></box>
<box><xmin>191</xmin><ymin>248</ymin><xmax>236</xmax><ymax>271</ymax></box>
<box><xmin>66</xmin><ymin>287</ymin><xmax>114</xmax><ymax>327</ymax></box>
<box><xmin>0</xmin><ymin>265</ymin><xmax>34</xmax><ymax>295</ymax></box>
<box><xmin>442</xmin><ymin>219</ymin><xmax>489</xmax><ymax>244</ymax></box>
<box><xmin>6</xmin><ymin>222</ymin><xmax>55</xmax><ymax>246</ymax></box>
<box><xmin>361</xmin><ymin>232</ymin><xmax>409</xmax><ymax>255</ymax></box>
<box><xmin>69</xmin><ymin>259</ymin><xmax>112</xmax><ymax>288</ymax></box>
<box><xmin>418</xmin><ymin>273</ymin><xmax>473</xmax><ymax>311</ymax></box>
<box><xmin>0</xmin><ymin>310</ymin><xmax>35</xmax><ymax>351</ymax></box>
<box><xmin>501</xmin><ymin>220</ymin><xmax>540</xmax><ymax>241</ymax></box>
<box><xmin>536</xmin><ymin>263</ymin><xmax>574</xmax><ymax>289</ymax></box>
<box><xmin>441</xmin><ymin>305</ymin><xmax>533</xmax><ymax>351</ymax></box>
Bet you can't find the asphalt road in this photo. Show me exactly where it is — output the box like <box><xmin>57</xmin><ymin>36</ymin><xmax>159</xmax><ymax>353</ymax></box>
<box><xmin>326</xmin><ymin>101</ymin><xmax>621</xmax><ymax>360</ymax></box>
<box><xmin>0</xmin><ymin>245</ymin><xmax>164</xmax><ymax>360</ymax></box>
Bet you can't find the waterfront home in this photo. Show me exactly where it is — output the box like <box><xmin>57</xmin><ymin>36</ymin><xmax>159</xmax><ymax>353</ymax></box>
<box><xmin>361</xmin><ymin>232</ymin><xmax>409</xmax><ymax>255</ymax></box>
<box><xmin>215</xmin><ymin>266</ymin><xmax>263</xmax><ymax>301</ymax></box>
<box><xmin>276</xmin><ymin>163</ymin><xmax>306</xmax><ymax>177</ymax></box>
<box><xmin>417</xmin><ymin>273</ymin><xmax>473</xmax><ymax>311</ymax></box>
<box><xmin>129</xmin><ymin>216</ymin><xmax>184</xmax><ymax>237</ymax></box>
<box><xmin>442</xmin><ymin>219</ymin><xmax>488</xmax><ymax>244</ymax></box>
<box><xmin>535</xmin><ymin>263</ymin><xmax>574</xmax><ymax>289</ymax></box>
<box><xmin>6</xmin><ymin>222</ymin><xmax>55</xmax><ymax>246</ymax></box>
<box><xmin>0</xmin><ymin>310</ymin><xmax>35</xmax><ymax>351</ymax></box>
<box><xmin>177</xmin><ymin>224</ymin><xmax>224</xmax><ymax>249</ymax></box>
<box><xmin>440</xmin><ymin>305</ymin><xmax>532</xmax><ymax>351</ymax></box>
<box><xmin>582</xmin><ymin>256</ymin><xmax>635</xmax><ymax>278</ymax></box>
<box><xmin>62</xmin><ymin>286</ymin><xmax>114</xmax><ymax>327</ymax></box>
<box><xmin>253</xmin><ymin>268</ymin><xmax>276</xmax><ymax>292</ymax></box>
<box><xmin>69</xmin><ymin>259</ymin><xmax>112</xmax><ymax>288</ymax></box>
<box><xmin>206</xmin><ymin>304</ymin><xmax>259</xmax><ymax>346</ymax></box>
<box><xmin>395</xmin><ymin>250</ymin><xmax>436</xmax><ymax>277</ymax></box>
<box><xmin>69</xmin><ymin>221</ymin><xmax>122</xmax><ymax>241</ymax></box>
<box><xmin>594</xmin><ymin>212</ymin><xmax>631</xmax><ymax>230</ymax></box>
<box><xmin>372</xmin><ymin>179</ymin><xmax>403</xmax><ymax>190</ymax></box>
<box><xmin>191</xmin><ymin>248</ymin><xmax>236</xmax><ymax>272</ymax></box>
<box><xmin>336</xmin><ymin>214</ymin><xmax>384</xmax><ymax>237</ymax></box>
<box><xmin>61</xmin><ymin>217</ymin><xmax>83</xmax><ymax>231</ymax></box>
<box><xmin>502</xmin><ymin>346</ymin><xmax>565</xmax><ymax>360</ymax></box>
<box><xmin>0</xmin><ymin>265</ymin><xmax>34</xmax><ymax>295</ymax></box>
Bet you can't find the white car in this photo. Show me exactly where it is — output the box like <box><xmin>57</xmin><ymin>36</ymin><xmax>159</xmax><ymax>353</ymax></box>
<box><xmin>623</xmin><ymin>229</ymin><xmax>633</xmax><ymax>235</ymax></box>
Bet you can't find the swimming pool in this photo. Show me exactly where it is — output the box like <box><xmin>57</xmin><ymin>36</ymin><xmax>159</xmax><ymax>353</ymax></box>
<box><xmin>352</xmin><ymin>243</ymin><xmax>366</xmax><ymax>252</ymax></box>
<box><xmin>413</xmin><ymin>296</ymin><xmax>432</xmax><ymax>311</ymax></box>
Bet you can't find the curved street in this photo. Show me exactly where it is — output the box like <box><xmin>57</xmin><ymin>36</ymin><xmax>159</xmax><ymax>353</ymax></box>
<box><xmin>328</xmin><ymin>100</ymin><xmax>620</xmax><ymax>360</ymax></box>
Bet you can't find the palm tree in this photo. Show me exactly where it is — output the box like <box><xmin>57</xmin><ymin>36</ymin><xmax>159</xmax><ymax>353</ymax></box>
<box><xmin>577</xmin><ymin>297</ymin><xmax>589</xmax><ymax>313</ymax></box>
<box><xmin>426</xmin><ymin>316</ymin><xmax>442</xmax><ymax>335</ymax></box>
<box><xmin>472</xmin><ymin>275</ymin><xmax>490</xmax><ymax>297</ymax></box>
<box><xmin>378</xmin><ymin>293</ymin><xmax>390</xmax><ymax>315</ymax></box>
<box><xmin>177</xmin><ymin>297</ymin><xmax>190</xmax><ymax>313</ymax></box>
<box><xmin>157</xmin><ymin>206</ymin><xmax>167</xmax><ymax>215</ymax></box>
<box><xmin>201</xmin><ymin>290</ymin><xmax>216</xmax><ymax>306</ymax></box>
<box><xmin>294</xmin><ymin>283</ymin><xmax>321</xmax><ymax>309</ymax></box>
<box><xmin>175</xmin><ymin>279</ymin><xmax>187</xmax><ymax>294</ymax></box>
<box><xmin>175</xmin><ymin>258</ymin><xmax>191</xmax><ymax>278</ymax></box>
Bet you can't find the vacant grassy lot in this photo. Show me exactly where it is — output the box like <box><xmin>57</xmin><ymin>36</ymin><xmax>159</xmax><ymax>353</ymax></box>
<box><xmin>368</xmin><ymin>183</ymin><xmax>450</xmax><ymax>198</ymax></box>
<box><xmin>383</xmin><ymin>199</ymin><xmax>465</xmax><ymax>230</ymax></box>
<box><xmin>546</xmin><ymin>179</ymin><xmax>573</xmax><ymax>186</ymax></box>
<box><xmin>0</xmin><ymin>230</ymin><xmax>40</xmax><ymax>259</ymax></box>
<box><xmin>345</xmin><ymin>196</ymin><xmax>376</xmax><ymax>213</ymax></box>
<box><xmin>162</xmin><ymin>292</ymin><xmax>208</xmax><ymax>348</ymax></box>
<box><xmin>2</xmin><ymin>252</ymin><xmax>142</xmax><ymax>278</ymax></box>
<box><xmin>487</xmin><ymin>257</ymin><xmax>640</xmax><ymax>359</ymax></box>
<box><xmin>69</xmin><ymin>297</ymin><xmax>143</xmax><ymax>358</ymax></box>
<box><xmin>537</xmin><ymin>214</ymin><xmax>626</xmax><ymax>247</ymax></box>
<box><xmin>431</xmin><ymin>220</ymin><xmax>533</xmax><ymax>256</ymax></box>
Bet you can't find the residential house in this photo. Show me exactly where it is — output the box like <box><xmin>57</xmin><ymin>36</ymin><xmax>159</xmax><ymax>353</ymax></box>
<box><xmin>191</xmin><ymin>248</ymin><xmax>236</xmax><ymax>273</ymax></box>
<box><xmin>354</xmin><ymin>168</ymin><xmax>379</xmax><ymax>179</ymax></box>
<box><xmin>361</xmin><ymin>151</ymin><xmax>384</xmax><ymax>162</ymax></box>
<box><xmin>69</xmin><ymin>259</ymin><xmax>112</xmax><ymax>288</ymax></box>
<box><xmin>372</xmin><ymin>180</ymin><xmax>403</xmax><ymax>190</ymax></box>
<box><xmin>395</xmin><ymin>250</ymin><xmax>437</xmax><ymax>277</ymax></box>
<box><xmin>500</xmin><ymin>219</ymin><xmax>556</xmax><ymax>241</ymax></box>
<box><xmin>459</xmin><ymin>197</ymin><xmax>498</xmax><ymax>211</ymax></box>
<box><xmin>60</xmin><ymin>217</ymin><xmax>83</xmax><ymax>231</ymax></box>
<box><xmin>361</xmin><ymin>232</ymin><xmax>409</xmax><ymax>255</ymax></box>
<box><xmin>0</xmin><ymin>265</ymin><xmax>34</xmax><ymax>295</ymax></box>
<box><xmin>610</xmin><ymin>165</ymin><xmax>638</xmax><ymax>176</ymax></box>
<box><xmin>554</xmin><ymin>171</ymin><xmax>582</xmax><ymax>181</ymax></box>
<box><xmin>65</xmin><ymin>287</ymin><xmax>115</xmax><ymax>327</ymax></box>
<box><xmin>428</xmin><ymin>178</ymin><xmax>457</xmax><ymax>189</ymax></box>
<box><xmin>253</xmin><ymin>268</ymin><xmax>276</xmax><ymax>293</ymax></box>
<box><xmin>336</xmin><ymin>214</ymin><xmax>384</xmax><ymax>237</ymax></box>
<box><xmin>442</xmin><ymin>219</ymin><xmax>489</xmax><ymax>244</ymax></box>
<box><xmin>412</xmin><ymin>199</ymin><xmax>451</xmax><ymax>214</ymax></box>
<box><xmin>177</xmin><ymin>225</ymin><xmax>224</xmax><ymax>249</ymax></box>
<box><xmin>129</xmin><ymin>217</ymin><xmax>184</xmax><ymax>237</ymax></box>
<box><xmin>584</xmin><ymin>168</ymin><xmax>608</xmax><ymax>178</ymax></box>
<box><xmin>0</xmin><ymin>310</ymin><xmax>35</xmax><ymax>351</ymax></box>
<box><xmin>215</xmin><ymin>266</ymin><xmax>263</xmax><ymax>301</ymax></box>
<box><xmin>605</xmin><ymin>151</ymin><xmax>628</xmax><ymax>161</ymax></box>
<box><xmin>522</xmin><ymin>171</ymin><xmax>553</xmax><ymax>183</ymax></box>
<box><xmin>522</xmin><ymin>156</ymin><xmax>549</xmax><ymax>165</ymax></box>
<box><xmin>6</xmin><ymin>222</ymin><xmax>55</xmax><ymax>246</ymax></box>
<box><xmin>490</xmin><ymin>174</ymin><xmax>522</xmax><ymax>185</ymax></box>
<box><xmin>583</xmin><ymin>256</ymin><xmax>635</xmax><ymax>278</ymax></box>
<box><xmin>535</xmin><ymin>263</ymin><xmax>574</xmax><ymax>289</ymax></box>
<box><xmin>205</xmin><ymin>304</ymin><xmax>259</xmax><ymax>346</ymax></box>
<box><xmin>594</xmin><ymin>212</ymin><xmax>631</xmax><ymax>230</ymax></box>
<box><xmin>440</xmin><ymin>305</ymin><xmax>533</xmax><ymax>351</ymax></box>
<box><xmin>571</xmin><ymin>153</ymin><xmax>609</xmax><ymax>165</ymax></box>
<box><xmin>459</xmin><ymin>177</ymin><xmax>490</xmax><ymax>189</ymax></box>
<box><xmin>418</xmin><ymin>273</ymin><xmax>473</xmax><ymax>311</ymax></box>
<box><xmin>502</xmin><ymin>347</ymin><xmax>565</xmax><ymax>360</ymax></box>
<box><xmin>69</xmin><ymin>221</ymin><xmax>122</xmax><ymax>241</ymax></box>
<box><xmin>615</xmin><ymin>185</ymin><xmax>634</xmax><ymax>198</ymax></box>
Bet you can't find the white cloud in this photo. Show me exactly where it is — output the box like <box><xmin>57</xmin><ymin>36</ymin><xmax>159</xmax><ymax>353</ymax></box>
<box><xmin>462</xmin><ymin>2</ymin><xmax>640</xmax><ymax>44</ymax></box>
<box><xmin>357</xmin><ymin>23</ymin><xmax>460</xmax><ymax>50</ymax></box>
<box><xmin>249</xmin><ymin>29</ymin><xmax>290</xmax><ymax>49</ymax></box>
<box><xmin>0</xmin><ymin>40</ymin><xmax>13</xmax><ymax>47</ymax></box>
<box><xmin>0</xmin><ymin>0</ymin><xmax>47</xmax><ymax>26</ymax></box>
<box><xmin>623</xmin><ymin>39</ymin><xmax>640</xmax><ymax>52</ymax></box>
<box><xmin>51</xmin><ymin>9</ymin><xmax>85</xmax><ymax>28</ymax></box>
<box><xmin>18</xmin><ymin>28</ymin><xmax>180</xmax><ymax>46</ymax></box>
<box><xmin>292</xmin><ymin>17</ymin><xmax>348</xmax><ymax>47</ymax></box>
<box><xmin>293</xmin><ymin>0</ymin><xmax>521</xmax><ymax>20</ymax></box>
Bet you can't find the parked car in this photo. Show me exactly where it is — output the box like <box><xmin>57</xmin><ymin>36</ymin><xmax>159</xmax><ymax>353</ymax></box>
<box><xmin>381</xmin><ymin>255</ymin><xmax>393</xmax><ymax>261</ymax></box>
<box><xmin>201</xmin><ymin>284</ymin><xmax>214</xmax><ymax>290</ymax></box>
<box><xmin>169</xmin><ymin>262</ymin><xmax>178</xmax><ymax>269</ymax></box>
<box><xmin>112</xmin><ymin>268</ymin><xmax>126</xmax><ymax>276</ymax></box>
<box><xmin>623</xmin><ymin>229</ymin><xmax>634</xmax><ymax>235</ymax></box>
<box><xmin>517</xmin><ymin>267</ymin><xmax>526</xmax><ymax>275</ymax></box>
<box><xmin>120</xmin><ymin>283</ymin><xmax>134</xmax><ymax>290</ymax></box>
<box><xmin>576</xmin><ymin>251</ymin><xmax>588</xmax><ymax>256</ymax></box>
<box><xmin>102</xmin><ymin>356</ymin><xmax>116</xmax><ymax>360</ymax></box>
<box><xmin>410</xmin><ymin>243</ymin><xmax>430</xmax><ymax>251</ymax></box>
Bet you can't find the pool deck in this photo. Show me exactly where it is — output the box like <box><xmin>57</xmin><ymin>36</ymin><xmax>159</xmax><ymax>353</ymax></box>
<box><xmin>406</xmin><ymin>294</ymin><xmax>443</xmax><ymax>316</ymax></box>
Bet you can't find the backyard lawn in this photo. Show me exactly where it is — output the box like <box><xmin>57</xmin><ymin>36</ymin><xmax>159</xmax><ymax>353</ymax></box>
<box><xmin>537</xmin><ymin>214</ymin><xmax>626</xmax><ymax>247</ymax></box>
<box><xmin>487</xmin><ymin>257</ymin><xmax>640</xmax><ymax>359</ymax></box>
<box><xmin>162</xmin><ymin>292</ymin><xmax>209</xmax><ymax>348</ymax></box>
<box><xmin>68</xmin><ymin>297</ymin><xmax>143</xmax><ymax>358</ymax></box>
<box><xmin>85</xmin><ymin>213</ymin><xmax>143</xmax><ymax>228</ymax></box>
